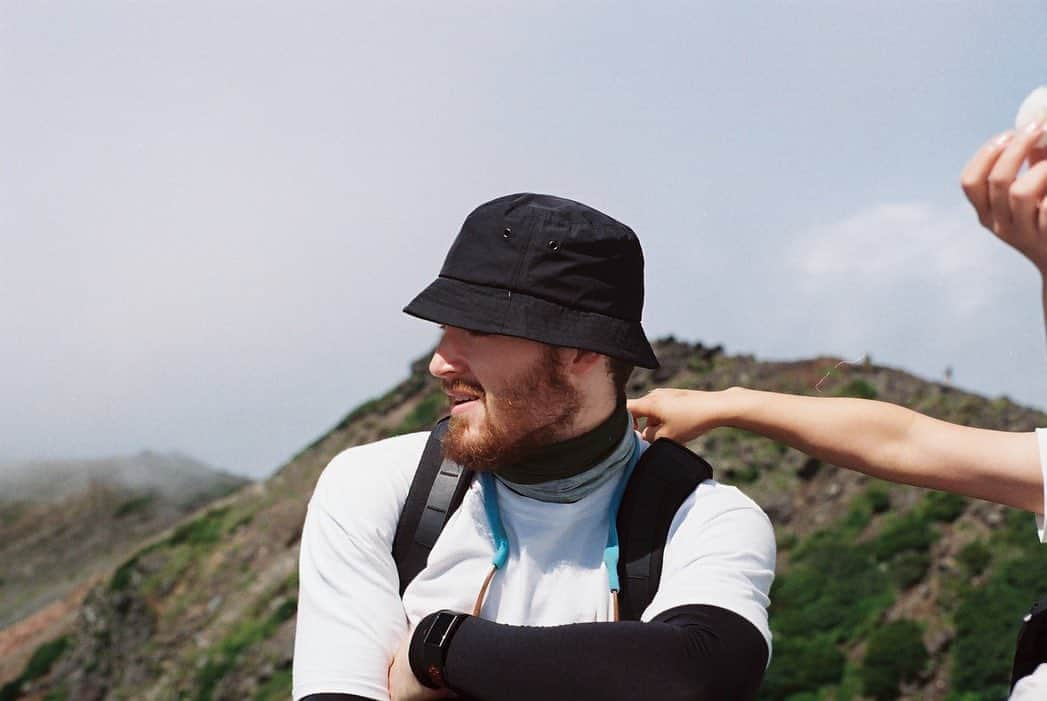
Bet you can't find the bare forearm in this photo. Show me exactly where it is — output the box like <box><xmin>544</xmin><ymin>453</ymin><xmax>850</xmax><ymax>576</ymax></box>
<box><xmin>718</xmin><ymin>388</ymin><xmax>1042</xmax><ymax>512</ymax></box>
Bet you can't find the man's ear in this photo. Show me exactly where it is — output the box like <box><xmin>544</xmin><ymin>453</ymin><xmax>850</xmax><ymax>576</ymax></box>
<box><xmin>561</xmin><ymin>348</ymin><xmax>604</xmax><ymax>376</ymax></box>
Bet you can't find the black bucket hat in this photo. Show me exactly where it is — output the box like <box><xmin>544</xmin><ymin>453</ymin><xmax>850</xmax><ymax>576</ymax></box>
<box><xmin>403</xmin><ymin>193</ymin><xmax>659</xmax><ymax>369</ymax></box>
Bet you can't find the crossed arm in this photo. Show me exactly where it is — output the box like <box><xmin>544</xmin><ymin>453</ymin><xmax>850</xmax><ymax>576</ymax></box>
<box><xmin>382</xmin><ymin>604</ymin><xmax>767</xmax><ymax>701</ymax></box>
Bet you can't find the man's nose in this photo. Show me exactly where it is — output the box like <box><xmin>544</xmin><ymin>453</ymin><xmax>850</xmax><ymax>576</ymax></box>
<box><xmin>429</xmin><ymin>329</ymin><xmax>463</xmax><ymax>380</ymax></box>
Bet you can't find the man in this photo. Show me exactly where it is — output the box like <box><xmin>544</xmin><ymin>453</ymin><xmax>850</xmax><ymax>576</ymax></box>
<box><xmin>292</xmin><ymin>193</ymin><xmax>775</xmax><ymax>701</ymax></box>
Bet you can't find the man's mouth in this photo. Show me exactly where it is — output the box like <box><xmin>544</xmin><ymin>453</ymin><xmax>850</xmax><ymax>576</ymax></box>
<box><xmin>446</xmin><ymin>383</ymin><xmax>483</xmax><ymax>416</ymax></box>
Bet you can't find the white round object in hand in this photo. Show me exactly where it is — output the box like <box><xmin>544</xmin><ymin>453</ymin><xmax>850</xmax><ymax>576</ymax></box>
<box><xmin>1016</xmin><ymin>86</ymin><xmax>1047</xmax><ymax>148</ymax></box>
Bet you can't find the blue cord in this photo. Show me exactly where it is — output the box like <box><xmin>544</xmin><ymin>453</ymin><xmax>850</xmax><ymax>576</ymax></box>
<box><xmin>480</xmin><ymin>472</ymin><xmax>510</xmax><ymax>569</ymax></box>
<box><xmin>479</xmin><ymin>433</ymin><xmax>642</xmax><ymax>592</ymax></box>
<box><xmin>604</xmin><ymin>433</ymin><xmax>641</xmax><ymax>592</ymax></box>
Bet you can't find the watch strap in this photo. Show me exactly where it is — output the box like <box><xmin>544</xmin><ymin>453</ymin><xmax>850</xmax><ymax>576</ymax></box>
<box><xmin>409</xmin><ymin>610</ymin><xmax>469</xmax><ymax>689</ymax></box>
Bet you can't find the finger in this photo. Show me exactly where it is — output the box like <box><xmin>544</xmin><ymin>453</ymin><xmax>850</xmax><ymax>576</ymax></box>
<box><xmin>1040</xmin><ymin>194</ymin><xmax>1047</xmax><ymax>235</ymax></box>
<box><xmin>961</xmin><ymin>131</ymin><xmax>1014</xmax><ymax>229</ymax></box>
<box><xmin>1032</xmin><ymin>145</ymin><xmax>1047</xmax><ymax>168</ymax></box>
<box><xmin>1010</xmin><ymin>161</ymin><xmax>1047</xmax><ymax>241</ymax></box>
<box><xmin>626</xmin><ymin>395</ymin><xmax>659</xmax><ymax>420</ymax></box>
<box><xmin>989</xmin><ymin>122</ymin><xmax>1045</xmax><ymax>235</ymax></box>
<box><xmin>625</xmin><ymin>397</ymin><xmax>647</xmax><ymax>416</ymax></box>
<box><xmin>640</xmin><ymin>416</ymin><xmax>664</xmax><ymax>437</ymax></box>
<box><xmin>641</xmin><ymin>423</ymin><xmax>664</xmax><ymax>443</ymax></box>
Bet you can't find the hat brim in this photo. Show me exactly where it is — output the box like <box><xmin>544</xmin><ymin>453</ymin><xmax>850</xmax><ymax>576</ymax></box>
<box><xmin>403</xmin><ymin>277</ymin><xmax>659</xmax><ymax>369</ymax></box>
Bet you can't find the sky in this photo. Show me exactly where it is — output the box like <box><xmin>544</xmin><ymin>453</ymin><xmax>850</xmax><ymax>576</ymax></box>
<box><xmin>2</xmin><ymin>2</ymin><xmax>1046</xmax><ymax>479</ymax></box>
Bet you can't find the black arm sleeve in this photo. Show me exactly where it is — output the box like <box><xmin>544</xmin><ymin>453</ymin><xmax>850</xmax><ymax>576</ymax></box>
<box><xmin>414</xmin><ymin>604</ymin><xmax>768</xmax><ymax>701</ymax></box>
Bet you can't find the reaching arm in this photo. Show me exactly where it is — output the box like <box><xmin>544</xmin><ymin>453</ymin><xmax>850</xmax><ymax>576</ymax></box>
<box><xmin>629</xmin><ymin>387</ymin><xmax>1042</xmax><ymax>513</ymax></box>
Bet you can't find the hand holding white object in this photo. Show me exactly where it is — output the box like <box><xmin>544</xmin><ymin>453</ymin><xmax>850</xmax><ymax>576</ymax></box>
<box><xmin>960</xmin><ymin>88</ymin><xmax>1047</xmax><ymax>271</ymax></box>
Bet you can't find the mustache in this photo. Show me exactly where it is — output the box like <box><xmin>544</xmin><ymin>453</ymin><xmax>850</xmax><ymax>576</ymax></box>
<box><xmin>443</xmin><ymin>379</ymin><xmax>484</xmax><ymax>398</ymax></box>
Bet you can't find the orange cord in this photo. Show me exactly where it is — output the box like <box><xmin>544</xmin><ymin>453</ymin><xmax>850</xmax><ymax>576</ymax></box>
<box><xmin>472</xmin><ymin>564</ymin><xmax>498</xmax><ymax>616</ymax></box>
<box><xmin>472</xmin><ymin>568</ymin><xmax>622</xmax><ymax>621</ymax></box>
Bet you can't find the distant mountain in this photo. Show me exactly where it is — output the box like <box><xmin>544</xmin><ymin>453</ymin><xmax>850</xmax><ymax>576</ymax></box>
<box><xmin>4</xmin><ymin>340</ymin><xmax>1046</xmax><ymax>701</ymax></box>
<box><xmin>0</xmin><ymin>451</ymin><xmax>244</xmax><ymax>506</ymax></box>
<box><xmin>0</xmin><ymin>452</ymin><xmax>248</xmax><ymax>690</ymax></box>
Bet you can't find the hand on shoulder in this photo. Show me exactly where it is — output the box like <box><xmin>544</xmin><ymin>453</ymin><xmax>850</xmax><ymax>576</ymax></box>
<box><xmin>628</xmin><ymin>388</ymin><xmax>739</xmax><ymax>444</ymax></box>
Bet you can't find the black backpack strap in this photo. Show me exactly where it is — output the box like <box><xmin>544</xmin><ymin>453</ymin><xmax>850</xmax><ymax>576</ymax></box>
<box><xmin>616</xmin><ymin>438</ymin><xmax>712</xmax><ymax>621</ymax></box>
<box><xmin>1011</xmin><ymin>593</ymin><xmax>1047</xmax><ymax>690</ymax></box>
<box><xmin>392</xmin><ymin>417</ymin><xmax>474</xmax><ymax>595</ymax></box>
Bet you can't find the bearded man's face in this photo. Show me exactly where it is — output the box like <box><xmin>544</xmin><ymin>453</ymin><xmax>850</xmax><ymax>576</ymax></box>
<box><xmin>429</xmin><ymin>327</ymin><xmax>581</xmax><ymax>472</ymax></box>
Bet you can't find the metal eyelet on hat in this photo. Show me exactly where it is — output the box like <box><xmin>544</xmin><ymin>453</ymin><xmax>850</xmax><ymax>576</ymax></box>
<box><xmin>503</xmin><ymin>227</ymin><xmax>512</xmax><ymax>239</ymax></box>
<box><xmin>546</xmin><ymin>240</ymin><xmax>560</xmax><ymax>251</ymax></box>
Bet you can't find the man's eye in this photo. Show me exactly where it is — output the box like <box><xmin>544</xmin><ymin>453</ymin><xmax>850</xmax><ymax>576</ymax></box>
<box><xmin>465</xmin><ymin>329</ymin><xmax>491</xmax><ymax>338</ymax></box>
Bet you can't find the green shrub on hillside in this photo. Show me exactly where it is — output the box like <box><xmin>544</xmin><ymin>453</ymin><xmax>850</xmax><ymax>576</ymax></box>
<box><xmin>956</xmin><ymin>540</ymin><xmax>992</xmax><ymax>577</ymax></box>
<box><xmin>776</xmin><ymin>532</ymin><xmax>798</xmax><ymax>552</ymax></box>
<box><xmin>765</xmin><ymin>490</ymin><xmax>936</xmax><ymax>699</ymax></box>
<box><xmin>254</xmin><ymin>667</ymin><xmax>292</xmax><ymax>701</ymax></box>
<box><xmin>865</xmin><ymin>484</ymin><xmax>891</xmax><ymax>513</ymax></box>
<box><xmin>837</xmin><ymin>483</ymin><xmax>894</xmax><ymax>537</ymax></box>
<box><xmin>841</xmin><ymin>497</ymin><xmax>875</xmax><ymax>533</ymax></box>
<box><xmin>193</xmin><ymin>580</ymin><xmax>299</xmax><ymax>701</ymax></box>
<box><xmin>836</xmin><ymin>378</ymin><xmax>878</xmax><ymax>399</ymax></box>
<box><xmin>951</xmin><ymin>523</ymin><xmax>1047</xmax><ymax>697</ymax></box>
<box><xmin>23</xmin><ymin>637</ymin><xmax>69</xmax><ymax>683</ymax></box>
<box><xmin>951</xmin><ymin>575</ymin><xmax>1026</xmax><ymax>696</ymax></box>
<box><xmin>889</xmin><ymin>550</ymin><xmax>931</xmax><ymax>590</ymax></box>
<box><xmin>0</xmin><ymin>636</ymin><xmax>70</xmax><ymax>701</ymax></box>
<box><xmin>861</xmin><ymin>620</ymin><xmax>928</xmax><ymax>701</ymax></box>
<box><xmin>169</xmin><ymin>507</ymin><xmax>232</xmax><ymax>547</ymax></box>
<box><xmin>872</xmin><ymin>512</ymin><xmax>936</xmax><ymax>562</ymax></box>
<box><xmin>687</xmin><ymin>354</ymin><xmax>712</xmax><ymax>372</ymax></box>
<box><xmin>726</xmin><ymin>464</ymin><xmax>761</xmax><ymax>484</ymax></box>
<box><xmin>760</xmin><ymin>635</ymin><xmax>846</xmax><ymax>700</ymax></box>
<box><xmin>196</xmin><ymin>617</ymin><xmax>275</xmax><ymax>701</ymax></box>
<box><xmin>0</xmin><ymin>678</ymin><xmax>18</xmax><ymax>701</ymax></box>
<box><xmin>110</xmin><ymin>555</ymin><xmax>139</xmax><ymax>591</ymax></box>
<box><xmin>921</xmin><ymin>491</ymin><xmax>967</xmax><ymax>522</ymax></box>
<box><xmin>997</xmin><ymin>507</ymin><xmax>1038</xmax><ymax>549</ymax></box>
<box><xmin>772</xmin><ymin>542</ymin><xmax>892</xmax><ymax>642</ymax></box>
<box><xmin>389</xmin><ymin>389</ymin><xmax>446</xmax><ymax>436</ymax></box>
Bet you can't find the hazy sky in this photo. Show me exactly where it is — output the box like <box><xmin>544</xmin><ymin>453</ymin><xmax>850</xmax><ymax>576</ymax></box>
<box><xmin>3</xmin><ymin>2</ymin><xmax>1046</xmax><ymax>478</ymax></box>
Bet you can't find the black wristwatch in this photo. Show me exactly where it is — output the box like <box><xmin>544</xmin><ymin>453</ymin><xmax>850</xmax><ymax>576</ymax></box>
<box><xmin>410</xmin><ymin>610</ymin><xmax>469</xmax><ymax>689</ymax></box>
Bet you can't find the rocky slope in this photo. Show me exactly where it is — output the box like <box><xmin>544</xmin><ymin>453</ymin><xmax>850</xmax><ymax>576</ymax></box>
<box><xmin>5</xmin><ymin>339</ymin><xmax>1046</xmax><ymax>701</ymax></box>
<box><xmin>0</xmin><ymin>453</ymin><xmax>247</xmax><ymax>692</ymax></box>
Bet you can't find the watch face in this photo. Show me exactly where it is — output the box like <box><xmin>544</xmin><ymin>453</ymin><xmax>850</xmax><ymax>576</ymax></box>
<box><xmin>425</xmin><ymin>612</ymin><xmax>458</xmax><ymax>647</ymax></box>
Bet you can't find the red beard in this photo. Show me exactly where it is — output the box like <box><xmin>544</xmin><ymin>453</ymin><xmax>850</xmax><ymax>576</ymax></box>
<box><xmin>441</xmin><ymin>347</ymin><xmax>581</xmax><ymax>472</ymax></box>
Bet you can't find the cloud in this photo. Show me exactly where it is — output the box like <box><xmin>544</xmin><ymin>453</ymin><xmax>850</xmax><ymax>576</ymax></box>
<box><xmin>772</xmin><ymin>200</ymin><xmax>1044</xmax><ymax>402</ymax></box>
<box><xmin>791</xmin><ymin>201</ymin><xmax>1004</xmax><ymax>314</ymax></box>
